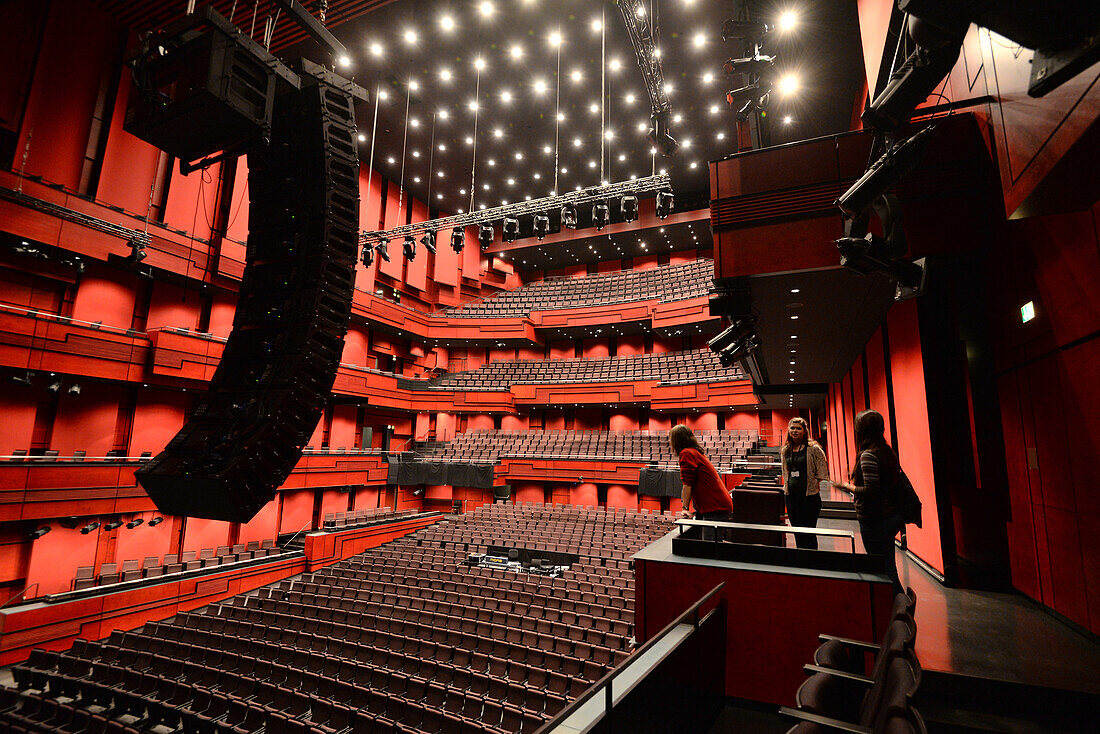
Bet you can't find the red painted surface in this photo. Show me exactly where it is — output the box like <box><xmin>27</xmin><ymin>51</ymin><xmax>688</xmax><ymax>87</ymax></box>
<box><xmin>570</xmin><ymin>483</ymin><xmax>599</xmax><ymax>507</ymax></box>
<box><xmin>128</xmin><ymin>390</ymin><xmax>186</xmax><ymax>457</ymax></box>
<box><xmin>25</xmin><ymin>524</ymin><xmax>100</xmax><ymax>597</ymax></box>
<box><xmin>636</xmin><ymin>553</ymin><xmax>893</xmax><ymax>705</ymax></box>
<box><xmin>49</xmin><ymin>384</ymin><xmax>121</xmax><ymax>457</ymax></box>
<box><xmin>0</xmin><ymin>385</ymin><xmax>38</xmax><ymax>456</ymax></box>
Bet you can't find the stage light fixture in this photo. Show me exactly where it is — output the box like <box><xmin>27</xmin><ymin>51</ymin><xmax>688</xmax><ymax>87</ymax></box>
<box><xmin>478</xmin><ymin>224</ymin><xmax>495</xmax><ymax>250</ymax></box>
<box><xmin>451</xmin><ymin>228</ymin><xmax>465</xmax><ymax>253</ymax></box>
<box><xmin>534</xmin><ymin>212</ymin><xmax>550</xmax><ymax>240</ymax></box>
<box><xmin>655</xmin><ymin>190</ymin><xmax>674</xmax><ymax>219</ymax></box>
<box><xmin>560</xmin><ymin>203</ymin><xmax>579</xmax><ymax>229</ymax></box>
<box><xmin>592</xmin><ymin>201</ymin><xmax>610</xmax><ymax>231</ymax></box>
<box><xmin>375</xmin><ymin>239</ymin><xmax>391</xmax><ymax>262</ymax></box>
<box><xmin>723</xmin><ymin>55</ymin><xmax>774</xmax><ymax>77</ymax></box>
<box><xmin>11</xmin><ymin>371</ymin><xmax>33</xmax><ymax>386</ymax></box>
<box><xmin>148</xmin><ymin>517</ymin><xmax>164</xmax><ymax>527</ymax></box>
<box><xmin>361</xmin><ymin>243</ymin><xmax>374</xmax><ymax>267</ymax></box>
<box><xmin>58</xmin><ymin>517</ymin><xmax>80</xmax><ymax>529</ymax></box>
<box><xmin>68</xmin><ymin>383</ymin><xmax>81</xmax><ymax>396</ymax></box>
<box><xmin>46</xmin><ymin>378</ymin><xmax>62</xmax><ymax>393</ymax></box>
<box><xmin>103</xmin><ymin>520</ymin><xmax>124</xmax><ymax>531</ymax></box>
<box><xmin>80</xmin><ymin>522</ymin><xmax>100</xmax><ymax>534</ymax></box>
<box><xmin>647</xmin><ymin>110</ymin><xmax>679</xmax><ymax>157</ymax></box>
<box><xmin>126</xmin><ymin>518</ymin><xmax>144</xmax><ymax>529</ymax></box>
<box><xmin>29</xmin><ymin>526</ymin><xmax>50</xmax><ymax>540</ymax></box>
<box><xmin>125</xmin><ymin>236</ymin><xmax>147</xmax><ymax>264</ymax></box>
<box><xmin>863</xmin><ymin>39</ymin><xmax>963</xmax><ymax>134</ymax></box>
<box><xmin>726</xmin><ymin>83</ymin><xmax>763</xmax><ymax>109</ymax></box>
<box><xmin>420</xmin><ymin>231</ymin><xmax>437</xmax><ymax>254</ymax></box>
<box><xmin>836</xmin><ymin>125</ymin><xmax>936</xmax><ymax>219</ymax></box>
<box><xmin>620</xmin><ymin>195</ymin><xmax>639</xmax><ymax>222</ymax></box>
<box><xmin>403</xmin><ymin>236</ymin><xmax>417</xmax><ymax>260</ymax></box>
<box><xmin>502</xmin><ymin>216</ymin><xmax>520</xmax><ymax>243</ymax></box>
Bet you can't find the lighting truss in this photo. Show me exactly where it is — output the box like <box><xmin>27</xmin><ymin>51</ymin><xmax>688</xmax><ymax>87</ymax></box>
<box><xmin>618</xmin><ymin>2</ymin><xmax>671</xmax><ymax>119</ymax></box>
<box><xmin>361</xmin><ymin>173</ymin><xmax>671</xmax><ymax>245</ymax></box>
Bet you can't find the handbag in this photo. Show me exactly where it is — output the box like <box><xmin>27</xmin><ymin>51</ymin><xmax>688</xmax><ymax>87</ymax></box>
<box><xmin>897</xmin><ymin>468</ymin><xmax>923</xmax><ymax>529</ymax></box>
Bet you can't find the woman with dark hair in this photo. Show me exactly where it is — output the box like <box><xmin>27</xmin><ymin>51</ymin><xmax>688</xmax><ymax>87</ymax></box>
<box><xmin>779</xmin><ymin>417</ymin><xmax>829</xmax><ymax>549</ymax></box>
<box><xmin>834</xmin><ymin>410</ymin><xmax>905</xmax><ymax>593</ymax></box>
<box><xmin>670</xmin><ymin>425</ymin><xmax>733</xmax><ymax>523</ymax></box>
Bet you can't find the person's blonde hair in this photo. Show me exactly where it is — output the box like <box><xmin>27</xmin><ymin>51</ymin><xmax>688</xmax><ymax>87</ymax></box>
<box><xmin>669</xmin><ymin>424</ymin><xmax>703</xmax><ymax>454</ymax></box>
<box><xmin>780</xmin><ymin>417</ymin><xmax>810</xmax><ymax>458</ymax></box>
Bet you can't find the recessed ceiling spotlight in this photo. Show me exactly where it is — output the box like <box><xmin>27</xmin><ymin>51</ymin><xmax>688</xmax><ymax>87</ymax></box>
<box><xmin>590</xmin><ymin>103</ymin><xmax>599</xmax><ymax>114</ymax></box>
<box><xmin>440</xmin><ymin>15</ymin><xmax>455</xmax><ymax>31</ymax></box>
<box><xmin>501</xmin><ymin>90</ymin><xmax>512</xmax><ymax>102</ymax></box>
<box><xmin>440</xmin><ymin>68</ymin><xmax>452</xmax><ymax>81</ymax></box>
<box><xmin>703</xmin><ymin>73</ymin><xmax>714</xmax><ymax>83</ymax></box>
<box><xmin>717</xmin><ymin>132</ymin><xmax>726</xmax><ymax>140</ymax></box>
<box><xmin>369</xmin><ymin>42</ymin><xmax>383</xmax><ymax>57</ymax></box>
<box><xmin>437</xmin><ymin>110</ymin><xmax>448</xmax><ymax>120</ymax></box>
<box><xmin>474</xmin><ymin>57</ymin><xmax>486</xmax><ymax>70</ymax></box>
<box><xmin>693</xmin><ymin>32</ymin><xmax>706</xmax><ymax>48</ymax></box>
<box><xmin>404</xmin><ymin>29</ymin><xmax>417</xmax><ymax>44</ymax></box>
<box><xmin>557</xmin><ymin>112</ymin><xmax>565</xmax><ymax>121</ymax></box>
<box><xmin>511</xmin><ymin>44</ymin><xmax>523</xmax><ymax>59</ymax></box>
<box><xmin>571</xmin><ymin>70</ymin><xmax>582</xmax><ymax>82</ymax></box>
<box><xmin>533</xmin><ymin>79</ymin><xmax>548</xmax><ymax>94</ymax></box>
<box><xmin>479</xmin><ymin>1</ymin><xmax>494</xmax><ymax>17</ymax></box>
<box><xmin>549</xmin><ymin>31</ymin><xmax>562</xmax><ymax>47</ymax></box>
<box><xmin>357</xmin><ymin>134</ymin><xmax>366</xmax><ymax>142</ymax></box>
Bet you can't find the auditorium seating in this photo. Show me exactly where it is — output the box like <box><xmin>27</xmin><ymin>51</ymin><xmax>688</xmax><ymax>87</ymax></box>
<box><xmin>784</xmin><ymin>588</ymin><xmax>923</xmax><ymax>734</ymax></box>
<box><xmin>431</xmin><ymin>349</ymin><xmax>743</xmax><ymax>391</ymax></box>
<box><xmin>412</xmin><ymin>429</ymin><xmax>764</xmax><ymax>471</ymax></box>
<box><xmin>70</xmin><ymin>540</ymin><xmax>282</xmax><ymax>593</ymax></box>
<box><xmin>441</xmin><ymin>260</ymin><xmax>713</xmax><ymax>318</ymax></box>
<box><xmin>323</xmin><ymin>507</ymin><xmax>418</xmax><ymax>529</ymax></box>
<box><xmin>4</xmin><ymin>503</ymin><xmax>673</xmax><ymax>734</ymax></box>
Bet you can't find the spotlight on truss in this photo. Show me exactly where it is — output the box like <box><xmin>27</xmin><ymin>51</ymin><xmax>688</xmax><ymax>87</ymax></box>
<box><xmin>376</xmin><ymin>239</ymin><xmax>391</xmax><ymax>262</ymax></box>
<box><xmin>620</xmin><ymin>195</ymin><xmax>638</xmax><ymax>222</ymax></box>
<box><xmin>478</xmin><ymin>224</ymin><xmax>495</xmax><ymax>251</ymax></box>
<box><xmin>451</xmin><ymin>228</ymin><xmax>465</xmax><ymax>253</ymax></box>
<box><xmin>655</xmin><ymin>190</ymin><xmax>674</xmax><ymax>219</ymax></box>
<box><xmin>534</xmin><ymin>212</ymin><xmax>550</xmax><ymax>240</ymax></box>
<box><xmin>592</xmin><ymin>202</ymin><xmax>610</xmax><ymax>231</ymax></box>
<box><xmin>560</xmin><ymin>203</ymin><xmax>578</xmax><ymax>229</ymax></box>
<box><xmin>420</xmin><ymin>231</ymin><xmax>437</xmax><ymax>254</ymax></box>
<box><xmin>503</xmin><ymin>216</ymin><xmax>520</xmax><ymax>243</ymax></box>
<box><xmin>403</xmin><ymin>235</ymin><xmax>417</xmax><ymax>260</ymax></box>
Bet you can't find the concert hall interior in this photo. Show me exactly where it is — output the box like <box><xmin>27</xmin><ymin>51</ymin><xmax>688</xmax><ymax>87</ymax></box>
<box><xmin>0</xmin><ymin>0</ymin><xmax>1098</xmax><ymax>732</ymax></box>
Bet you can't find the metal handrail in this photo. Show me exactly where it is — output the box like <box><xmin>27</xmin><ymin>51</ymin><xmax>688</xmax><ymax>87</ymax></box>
<box><xmin>531</xmin><ymin>581</ymin><xmax>726</xmax><ymax>734</ymax></box>
<box><xmin>1</xmin><ymin>583</ymin><xmax>38</xmax><ymax>608</ymax></box>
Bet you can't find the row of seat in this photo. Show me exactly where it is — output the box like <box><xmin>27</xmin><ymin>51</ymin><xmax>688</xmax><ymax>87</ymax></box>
<box><xmin>430</xmin><ymin>349</ymin><xmax>744</xmax><ymax>390</ymax></box>
<box><xmin>323</xmin><ymin>508</ymin><xmax>418</xmax><ymax>530</ymax></box>
<box><xmin>72</xmin><ymin>540</ymin><xmax>280</xmax><ymax>592</ymax></box>
<box><xmin>4</xmin><ymin>502</ymin><xmax>662</xmax><ymax>734</ymax></box>
<box><xmin>783</xmin><ymin>589</ymin><xmax>924</xmax><ymax>734</ymax></box>
<box><xmin>442</xmin><ymin>259</ymin><xmax>713</xmax><ymax>318</ymax></box>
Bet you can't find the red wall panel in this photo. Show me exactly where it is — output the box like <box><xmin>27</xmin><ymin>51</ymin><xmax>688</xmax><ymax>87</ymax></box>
<box><xmin>162</xmin><ymin>163</ymin><xmax>221</xmax><ymax>242</ymax></box>
<box><xmin>606</xmin><ymin>485</ymin><xmax>636</xmax><ymax>510</ymax></box>
<box><xmin>15</xmin><ymin>1</ymin><xmax>113</xmax><ymax>191</ymax></box>
<box><xmin>208</xmin><ymin>292</ymin><xmax>236</xmax><ymax>338</ymax></box>
<box><xmin>0</xmin><ymin>384</ymin><xmax>38</xmax><ymax>456</ymax></box>
<box><xmin>222</xmin><ymin>157</ymin><xmax>250</xmax><ymax>243</ymax></box>
<box><xmin>25</xmin><ymin>524</ymin><xmax>99</xmax><ymax>596</ymax></box>
<box><xmin>329</xmin><ymin>405</ymin><xmax>358</xmax><ymax>450</ymax></box>
<box><xmin>128</xmin><ymin>389</ymin><xmax>186</xmax><ymax>457</ymax></box>
<box><xmin>886</xmin><ymin>301</ymin><xmax>943</xmax><ymax>575</ymax></box>
<box><xmin>145</xmin><ymin>282</ymin><xmax>201</xmax><ymax>331</ymax></box>
<box><xmin>404</xmin><ymin>200</ymin><xmax>430</xmax><ymax>292</ymax></box>
<box><xmin>49</xmin><ymin>384</ymin><xmax>121</xmax><ymax>457</ymax></box>
<box><xmin>95</xmin><ymin>65</ymin><xmax>162</xmax><ymax>216</ymax></box>
<box><xmin>181</xmin><ymin>518</ymin><xmax>231</xmax><ymax>553</ymax></box>
<box><xmin>70</xmin><ymin>266</ymin><xmax>138</xmax><ymax>328</ymax></box>
<box><xmin>570</xmin><ymin>483</ymin><xmax>598</xmax><ymax>507</ymax></box>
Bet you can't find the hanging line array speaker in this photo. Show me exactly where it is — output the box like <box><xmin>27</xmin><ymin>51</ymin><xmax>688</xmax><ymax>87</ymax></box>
<box><xmin>137</xmin><ymin>65</ymin><xmax>360</xmax><ymax>522</ymax></box>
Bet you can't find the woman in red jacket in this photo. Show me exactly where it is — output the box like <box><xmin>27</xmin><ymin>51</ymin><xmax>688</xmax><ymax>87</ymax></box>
<box><xmin>670</xmin><ymin>424</ymin><xmax>733</xmax><ymax>522</ymax></box>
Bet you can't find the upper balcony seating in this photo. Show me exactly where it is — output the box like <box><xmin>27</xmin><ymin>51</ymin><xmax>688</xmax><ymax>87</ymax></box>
<box><xmin>441</xmin><ymin>260</ymin><xmax>714</xmax><ymax>319</ymax></box>
<box><xmin>413</xmin><ymin>429</ymin><xmax>762</xmax><ymax>470</ymax></box>
<box><xmin>70</xmin><ymin>540</ymin><xmax>281</xmax><ymax>594</ymax></box>
<box><xmin>6</xmin><ymin>503</ymin><xmax>673</xmax><ymax>734</ymax></box>
<box><xmin>431</xmin><ymin>348</ymin><xmax>744</xmax><ymax>391</ymax></box>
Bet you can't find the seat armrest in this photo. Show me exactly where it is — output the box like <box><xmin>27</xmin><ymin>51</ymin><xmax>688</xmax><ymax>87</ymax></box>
<box><xmin>803</xmin><ymin>664</ymin><xmax>874</xmax><ymax>685</ymax></box>
<box><xmin>817</xmin><ymin>634</ymin><xmax>879</xmax><ymax>651</ymax></box>
<box><xmin>778</xmin><ymin>707</ymin><xmax>872</xmax><ymax>734</ymax></box>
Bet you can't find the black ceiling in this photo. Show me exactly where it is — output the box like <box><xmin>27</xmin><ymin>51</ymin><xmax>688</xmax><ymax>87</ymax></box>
<box><xmin>275</xmin><ymin>0</ymin><xmax>866</xmax><ymax>219</ymax></box>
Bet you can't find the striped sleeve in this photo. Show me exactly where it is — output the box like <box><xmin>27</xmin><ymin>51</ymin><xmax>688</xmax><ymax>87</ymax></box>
<box><xmin>859</xmin><ymin>451</ymin><xmax>881</xmax><ymax>492</ymax></box>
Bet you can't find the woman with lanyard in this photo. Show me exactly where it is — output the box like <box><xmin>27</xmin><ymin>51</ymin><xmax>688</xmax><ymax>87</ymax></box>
<box><xmin>779</xmin><ymin>417</ymin><xmax>829</xmax><ymax>549</ymax></box>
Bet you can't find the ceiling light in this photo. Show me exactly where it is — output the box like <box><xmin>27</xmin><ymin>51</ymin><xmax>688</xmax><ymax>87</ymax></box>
<box><xmin>474</xmin><ymin>57</ymin><xmax>486</xmax><ymax>70</ymax></box>
<box><xmin>609</xmin><ymin>58</ymin><xmax>622</xmax><ymax>72</ymax></box>
<box><xmin>493</xmin><ymin>129</ymin><xmax>503</xmax><ymax>138</ymax></box>
<box><xmin>404</xmin><ymin>30</ymin><xmax>417</xmax><ymax>44</ymax></box>
<box><xmin>375</xmin><ymin>239</ymin><xmax>391</xmax><ymax>261</ymax></box>
<box><xmin>410</xmin><ymin>118</ymin><xmax>419</xmax><ymax>127</ymax></box>
<box><xmin>420</xmin><ymin>231</ymin><xmax>437</xmax><ymax>254</ymax></box>
<box><xmin>357</xmin><ymin>134</ymin><xmax>365</xmax><ymax>142</ymax></box>
<box><xmin>693</xmin><ymin>32</ymin><xmax>706</xmax><ymax>48</ymax></box>
<box><xmin>703</xmin><ymin>73</ymin><xmax>714</xmax><ymax>83</ymax></box>
<box><xmin>625</xmin><ymin>93</ymin><xmax>636</xmax><ymax>104</ymax></box>
<box><xmin>592</xmin><ymin>201</ymin><xmax>610</xmax><ymax>231</ymax></box>
<box><xmin>783</xmin><ymin>115</ymin><xmax>793</xmax><ymax>124</ymax></box>
<box><xmin>716</xmin><ymin>132</ymin><xmax>726</xmax><ymax>140</ymax></box>
<box><xmin>534</xmin><ymin>80</ymin><xmax>548</xmax><ymax>94</ymax></box>
<box><xmin>511</xmin><ymin>44</ymin><xmax>523</xmax><ymax>59</ymax></box>
<box><xmin>778</xmin><ymin>74</ymin><xmax>800</xmax><ymax>95</ymax></box>
<box><xmin>605</xmin><ymin>129</ymin><xmax>614</xmax><ymax>140</ymax></box>
<box><xmin>655</xmin><ymin>190</ymin><xmax>674</xmax><ymax>219</ymax></box>
<box><xmin>440</xmin><ymin>15</ymin><xmax>455</xmax><ymax>31</ymax></box>
<box><xmin>778</xmin><ymin>11</ymin><xmax>799</xmax><ymax>33</ymax></box>
<box><xmin>709</xmin><ymin>104</ymin><xmax>720</xmax><ymax>114</ymax></box>
<box><xmin>618</xmin><ymin>153</ymin><xmax>626</xmax><ymax>161</ymax></box>
<box><xmin>561</xmin><ymin>203</ymin><xmax>578</xmax><ymax>229</ymax></box>
<box><xmin>440</xmin><ymin>69</ymin><xmax>452</xmax><ymax>81</ymax></box>
<box><xmin>479</xmin><ymin>1</ymin><xmax>494</xmax><ymax>17</ymax></box>
<box><xmin>534</xmin><ymin>212</ymin><xmax>550</xmax><ymax>240</ymax></box>
<box><xmin>478</xmin><ymin>224</ymin><xmax>495</xmax><ymax>250</ymax></box>
<box><xmin>378</xmin><ymin>89</ymin><xmax>388</xmax><ymax>100</ymax></box>
<box><xmin>438</xmin><ymin>110</ymin><xmax>448</xmax><ymax>120</ymax></box>
<box><xmin>370</xmin><ymin>42</ymin><xmax>383</xmax><ymax>56</ymax></box>
<box><xmin>543</xmin><ymin>145</ymin><xmax>552</xmax><ymax>154</ymax></box>
<box><xmin>557</xmin><ymin>112</ymin><xmax>565</xmax><ymax>121</ymax></box>
<box><xmin>572</xmin><ymin>70</ymin><xmax>582</xmax><ymax>82</ymax></box>
<box><xmin>590</xmin><ymin>103</ymin><xmax>599</xmax><ymax>114</ymax></box>
<box><xmin>549</xmin><ymin>31</ymin><xmax>562</xmax><ymax>47</ymax></box>
<box><xmin>501</xmin><ymin>91</ymin><xmax>512</xmax><ymax>102</ymax></box>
